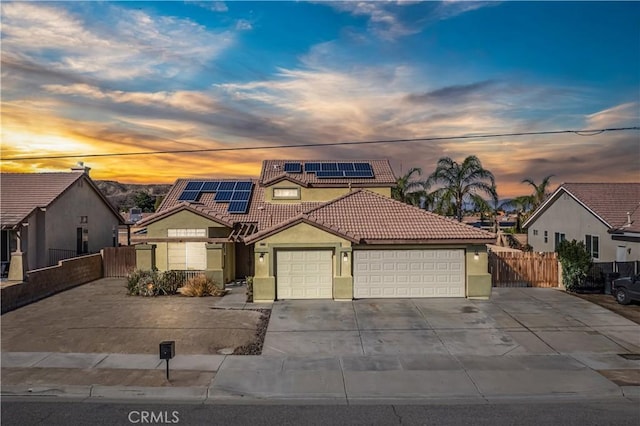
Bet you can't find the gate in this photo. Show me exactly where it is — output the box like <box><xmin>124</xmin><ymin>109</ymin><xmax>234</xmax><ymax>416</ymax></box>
<box><xmin>489</xmin><ymin>251</ymin><xmax>558</xmax><ymax>288</ymax></box>
<box><xmin>102</xmin><ymin>246</ymin><xmax>136</xmax><ymax>277</ymax></box>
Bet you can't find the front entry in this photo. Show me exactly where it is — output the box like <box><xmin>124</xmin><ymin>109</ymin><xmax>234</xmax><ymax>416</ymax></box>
<box><xmin>276</xmin><ymin>250</ymin><xmax>333</xmax><ymax>299</ymax></box>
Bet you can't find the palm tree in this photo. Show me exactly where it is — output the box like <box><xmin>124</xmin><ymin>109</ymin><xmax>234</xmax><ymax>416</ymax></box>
<box><xmin>500</xmin><ymin>195</ymin><xmax>534</xmax><ymax>233</ymax></box>
<box><xmin>392</xmin><ymin>167</ymin><xmax>427</xmax><ymax>207</ymax></box>
<box><xmin>470</xmin><ymin>189</ymin><xmax>500</xmax><ymax>233</ymax></box>
<box><xmin>427</xmin><ymin>156</ymin><xmax>496</xmax><ymax>222</ymax></box>
<box><xmin>522</xmin><ymin>175</ymin><xmax>554</xmax><ymax>211</ymax></box>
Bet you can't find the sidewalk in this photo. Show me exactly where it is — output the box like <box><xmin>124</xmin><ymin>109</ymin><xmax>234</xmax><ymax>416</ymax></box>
<box><xmin>2</xmin><ymin>351</ymin><xmax>639</xmax><ymax>403</ymax></box>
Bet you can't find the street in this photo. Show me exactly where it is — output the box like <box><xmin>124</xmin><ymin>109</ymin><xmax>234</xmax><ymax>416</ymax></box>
<box><xmin>2</xmin><ymin>398</ymin><xmax>639</xmax><ymax>426</ymax></box>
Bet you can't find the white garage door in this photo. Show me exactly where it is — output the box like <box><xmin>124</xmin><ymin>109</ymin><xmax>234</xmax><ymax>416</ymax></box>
<box><xmin>354</xmin><ymin>249</ymin><xmax>465</xmax><ymax>298</ymax></box>
<box><xmin>277</xmin><ymin>250</ymin><xmax>333</xmax><ymax>299</ymax></box>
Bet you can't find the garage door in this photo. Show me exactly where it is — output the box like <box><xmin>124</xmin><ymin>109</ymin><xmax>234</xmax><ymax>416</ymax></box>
<box><xmin>354</xmin><ymin>249</ymin><xmax>465</xmax><ymax>298</ymax></box>
<box><xmin>276</xmin><ymin>250</ymin><xmax>333</xmax><ymax>299</ymax></box>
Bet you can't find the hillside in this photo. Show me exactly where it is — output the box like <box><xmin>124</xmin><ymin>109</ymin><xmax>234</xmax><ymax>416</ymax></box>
<box><xmin>95</xmin><ymin>180</ymin><xmax>172</xmax><ymax>213</ymax></box>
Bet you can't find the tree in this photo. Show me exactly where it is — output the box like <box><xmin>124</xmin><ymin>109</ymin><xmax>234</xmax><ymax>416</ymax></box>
<box><xmin>556</xmin><ymin>239</ymin><xmax>592</xmax><ymax>292</ymax></box>
<box><xmin>522</xmin><ymin>175</ymin><xmax>554</xmax><ymax>211</ymax></box>
<box><xmin>392</xmin><ymin>167</ymin><xmax>427</xmax><ymax>207</ymax></box>
<box><xmin>500</xmin><ymin>195</ymin><xmax>534</xmax><ymax>233</ymax></box>
<box><xmin>427</xmin><ymin>156</ymin><xmax>496</xmax><ymax>222</ymax></box>
<box><xmin>134</xmin><ymin>191</ymin><xmax>156</xmax><ymax>213</ymax></box>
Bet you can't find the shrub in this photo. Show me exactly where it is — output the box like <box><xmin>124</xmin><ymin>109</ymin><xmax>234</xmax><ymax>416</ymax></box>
<box><xmin>178</xmin><ymin>274</ymin><xmax>224</xmax><ymax>297</ymax></box>
<box><xmin>157</xmin><ymin>270</ymin><xmax>186</xmax><ymax>295</ymax></box>
<box><xmin>246</xmin><ymin>276</ymin><xmax>254</xmax><ymax>303</ymax></box>
<box><xmin>126</xmin><ymin>269</ymin><xmax>160</xmax><ymax>296</ymax></box>
<box><xmin>556</xmin><ymin>239</ymin><xmax>592</xmax><ymax>292</ymax></box>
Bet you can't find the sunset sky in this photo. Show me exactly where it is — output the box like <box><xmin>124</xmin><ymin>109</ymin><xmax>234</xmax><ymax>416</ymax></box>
<box><xmin>1</xmin><ymin>1</ymin><xmax>638</xmax><ymax>197</ymax></box>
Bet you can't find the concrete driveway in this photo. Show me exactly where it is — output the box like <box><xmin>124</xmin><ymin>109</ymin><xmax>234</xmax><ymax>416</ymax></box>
<box><xmin>263</xmin><ymin>288</ymin><xmax>640</xmax><ymax>357</ymax></box>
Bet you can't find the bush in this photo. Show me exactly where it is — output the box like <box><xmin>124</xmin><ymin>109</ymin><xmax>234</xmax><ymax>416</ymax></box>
<box><xmin>126</xmin><ymin>269</ymin><xmax>186</xmax><ymax>296</ymax></box>
<box><xmin>556</xmin><ymin>239</ymin><xmax>592</xmax><ymax>292</ymax></box>
<box><xmin>246</xmin><ymin>276</ymin><xmax>254</xmax><ymax>303</ymax></box>
<box><xmin>178</xmin><ymin>274</ymin><xmax>224</xmax><ymax>297</ymax></box>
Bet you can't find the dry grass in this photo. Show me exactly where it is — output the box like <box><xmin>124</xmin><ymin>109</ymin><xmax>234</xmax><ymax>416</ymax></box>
<box><xmin>177</xmin><ymin>274</ymin><xmax>225</xmax><ymax>297</ymax></box>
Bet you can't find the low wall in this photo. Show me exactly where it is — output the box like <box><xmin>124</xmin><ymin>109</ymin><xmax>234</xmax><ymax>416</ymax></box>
<box><xmin>1</xmin><ymin>254</ymin><xmax>103</xmax><ymax>314</ymax></box>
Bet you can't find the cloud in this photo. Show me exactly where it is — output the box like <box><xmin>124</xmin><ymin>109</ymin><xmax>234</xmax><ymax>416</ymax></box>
<box><xmin>185</xmin><ymin>1</ymin><xmax>228</xmax><ymax>12</ymax></box>
<box><xmin>405</xmin><ymin>80</ymin><xmax>498</xmax><ymax>104</ymax></box>
<box><xmin>586</xmin><ymin>102</ymin><xmax>639</xmax><ymax>128</ymax></box>
<box><xmin>0</xmin><ymin>2</ymin><xmax>234</xmax><ymax>81</ymax></box>
<box><xmin>235</xmin><ymin>19</ymin><xmax>253</xmax><ymax>31</ymax></box>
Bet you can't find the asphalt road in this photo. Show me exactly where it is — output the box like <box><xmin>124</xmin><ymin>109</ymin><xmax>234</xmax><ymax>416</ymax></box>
<box><xmin>2</xmin><ymin>398</ymin><xmax>639</xmax><ymax>426</ymax></box>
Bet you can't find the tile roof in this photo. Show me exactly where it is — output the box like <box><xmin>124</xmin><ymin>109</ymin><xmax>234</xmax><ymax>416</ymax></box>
<box><xmin>142</xmin><ymin>178</ymin><xmax>325</xmax><ymax>230</ymax></box>
<box><xmin>525</xmin><ymin>183</ymin><xmax>640</xmax><ymax>232</ymax></box>
<box><xmin>1</xmin><ymin>172</ymin><xmax>84</xmax><ymax>227</ymax></box>
<box><xmin>259</xmin><ymin>160</ymin><xmax>396</xmax><ymax>187</ymax></box>
<box><xmin>246</xmin><ymin>190</ymin><xmax>496</xmax><ymax>244</ymax></box>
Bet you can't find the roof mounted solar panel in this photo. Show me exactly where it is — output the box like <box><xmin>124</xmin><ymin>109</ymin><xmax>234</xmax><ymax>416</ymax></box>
<box><xmin>184</xmin><ymin>181</ymin><xmax>204</xmax><ymax>191</ymax></box>
<box><xmin>354</xmin><ymin>162</ymin><xmax>372</xmax><ymax>171</ymax></box>
<box><xmin>201</xmin><ymin>181</ymin><xmax>220</xmax><ymax>192</ymax></box>
<box><xmin>228</xmin><ymin>201</ymin><xmax>249</xmax><ymax>214</ymax></box>
<box><xmin>344</xmin><ymin>170</ymin><xmax>374</xmax><ymax>178</ymax></box>
<box><xmin>231</xmin><ymin>191</ymin><xmax>251</xmax><ymax>201</ymax></box>
<box><xmin>214</xmin><ymin>191</ymin><xmax>233</xmax><ymax>202</ymax></box>
<box><xmin>321</xmin><ymin>162</ymin><xmax>338</xmax><ymax>171</ymax></box>
<box><xmin>284</xmin><ymin>162</ymin><xmax>302</xmax><ymax>173</ymax></box>
<box><xmin>337</xmin><ymin>163</ymin><xmax>355</xmax><ymax>171</ymax></box>
<box><xmin>218</xmin><ymin>181</ymin><xmax>236</xmax><ymax>191</ymax></box>
<box><xmin>234</xmin><ymin>181</ymin><xmax>253</xmax><ymax>191</ymax></box>
<box><xmin>304</xmin><ymin>162</ymin><xmax>321</xmax><ymax>172</ymax></box>
<box><xmin>178</xmin><ymin>190</ymin><xmax>200</xmax><ymax>201</ymax></box>
<box><xmin>316</xmin><ymin>170</ymin><xmax>344</xmax><ymax>178</ymax></box>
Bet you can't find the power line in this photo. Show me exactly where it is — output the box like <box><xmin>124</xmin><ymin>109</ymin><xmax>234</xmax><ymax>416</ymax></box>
<box><xmin>1</xmin><ymin>126</ymin><xmax>638</xmax><ymax>162</ymax></box>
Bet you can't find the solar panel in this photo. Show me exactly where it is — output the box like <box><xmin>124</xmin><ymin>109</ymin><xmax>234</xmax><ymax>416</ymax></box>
<box><xmin>227</xmin><ymin>201</ymin><xmax>249</xmax><ymax>214</ymax></box>
<box><xmin>178</xmin><ymin>190</ymin><xmax>200</xmax><ymax>201</ymax></box>
<box><xmin>231</xmin><ymin>191</ymin><xmax>251</xmax><ymax>201</ymax></box>
<box><xmin>344</xmin><ymin>170</ymin><xmax>374</xmax><ymax>178</ymax></box>
<box><xmin>184</xmin><ymin>181</ymin><xmax>204</xmax><ymax>191</ymax></box>
<box><xmin>354</xmin><ymin>162</ymin><xmax>372</xmax><ymax>171</ymax></box>
<box><xmin>304</xmin><ymin>162</ymin><xmax>321</xmax><ymax>172</ymax></box>
<box><xmin>214</xmin><ymin>191</ymin><xmax>233</xmax><ymax>202</ymax></box>
<box><xmin>218</xmin><ymin>181</ymin><xmax>236</xmax><ymax>191</ymax></box>
<box><xmin>321</xmin><ymin>162</ymin><xmax>338</xmax><ymax>171</ymax></box>
<box><xmin>284</xmin><ymin>162</ymin><xmax>302</xmax><ymax>173</ymax></box>
<box><xmin>316</xmin><ymin>170</ymin><xmax>344</xmax><ymax>178</ymax></box>
<box><xmin>201</xmin><ymin>181</ymin><xmax>220</xmax><ymax>192</ymax></box>
<box><xmin>337</xmin><ymin>163</ymin><xmax>355</xmax><ymax>171</ymax></box>
<box><xmin>234</xmin><ymin>181</ymin><xmax>253</xmax><ymax>191</ymax></box>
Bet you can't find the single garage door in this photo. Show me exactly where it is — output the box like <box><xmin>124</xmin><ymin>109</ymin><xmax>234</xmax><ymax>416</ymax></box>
<box><xmin>354</xmin><ymin>249</ymin><xmax>465</xmax><ymax>298</ymax></box>
<box><xmin>276</xmin><ymin>250</ymin><xmax>333</xmax><ymax>299</ymax></box>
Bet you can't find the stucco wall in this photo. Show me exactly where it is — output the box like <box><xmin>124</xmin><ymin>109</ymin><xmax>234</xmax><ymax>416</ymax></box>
<box><xmin>25</xmin><ymin>176</ymin><xmax>121</xmax><ymax>269</ymax></box>
<box><xmin>146</xmin><ymin>210</ymin><xmax>228</xmax><ymax>238</ymax></box>
<box><xmin>263</xmin><ymin>183</ymin><xmax>391</xmax><ymax>203</ymax></box>
<box><xmin>527</xmin><ymin>194</ymin><xmax>639</xmax><ymax>262</ymax></box>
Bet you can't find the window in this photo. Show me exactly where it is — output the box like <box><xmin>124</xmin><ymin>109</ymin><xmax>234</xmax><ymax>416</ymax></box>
<box><xmin>167</xmin><ymin>229</ymin><xmax>206</xmax><ymax>237</ymax></box>
<box><xmin>544</xmin><ymin>230</ymin><xmax>548</xmax><ymax>244</ymax></box>
<box><xmin>585</xmin><ymin>235</ymin><xmax>599</xmax><ymax>259</ymax></box>
<box><xmin>273</xmin><ymin>188</ymin><xmax>300</xmax><ymax>199</ymax></box>
<box><xmin>554</xmin><ymin>232</ymin><xmax>566</xmax><ymax>250</ymax></box>
<box><xmin>533</xmin><ymin>230</ymin><xmax>539</xmax><ymax>236</ymax></box>
<box><xmin>167</xmin><ymin>242</ymin><xmax>206</xmax><ymax>270</ymax></box>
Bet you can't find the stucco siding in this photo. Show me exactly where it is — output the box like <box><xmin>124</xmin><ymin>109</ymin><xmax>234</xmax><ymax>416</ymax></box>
<box><xmin>526</xmin><ymin>193</ymin><xmax>639</xmax><ymax>261</ymax></box>
<box><xmin>264</xmin><ymin>184</ymin><xmax>391</xmax><ymax>203</ymax></box>
<box><xmin>146</xmin><ymin>210</ymin><xmax>228</xmax><ymax>239</ymax></box>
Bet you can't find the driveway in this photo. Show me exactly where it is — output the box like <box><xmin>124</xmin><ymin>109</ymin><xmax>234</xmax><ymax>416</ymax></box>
<box><xmin>263</xmin><ymin>288</ymin><xmax>640</xmax><ymax>357</ymax></box>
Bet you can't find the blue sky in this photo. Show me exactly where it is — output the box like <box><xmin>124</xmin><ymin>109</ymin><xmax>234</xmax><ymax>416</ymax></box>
<box><xmin>1</xmin><ymin>1</ymin><xmax>638</xmax><ymax>196</ymax></box>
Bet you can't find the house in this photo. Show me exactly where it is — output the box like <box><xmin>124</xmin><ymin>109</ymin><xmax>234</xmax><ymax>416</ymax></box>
<box><xmin>136</xmin><ymin>160</ymin><xmax>495</xmax><ymax>301</ymax></box>
<box><xmin>0</xmin><ymin>164</ymin><xmax>125</xmax><ymax>280</ymax></box>
<box><xmin>523</xmin><ymin>183</ymin><xmax>640</xmax><ymax>262</ymax></box>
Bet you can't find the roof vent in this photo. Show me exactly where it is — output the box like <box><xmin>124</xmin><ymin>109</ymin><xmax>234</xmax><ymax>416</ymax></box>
<box><xmin>273</xmin><ymin>164</ymin><xmax>280</xmax><ymax>170</ymax></box>
<box><xmin>71</xmin><ymin>161</ymin><xmax>91</xmax><ymax>175</ymax></box>
<box><xmin>624</xmin><ymin>212</ymin><xmax>632</xmax><ymax>227</ymax></box>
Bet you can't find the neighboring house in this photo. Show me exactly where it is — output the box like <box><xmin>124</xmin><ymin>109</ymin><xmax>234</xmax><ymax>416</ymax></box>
<box><xmin>523</xmin><ymin>183</ymin><xmax>640</xmax><ymax>262</ymax></box>
<box><xmin>0</xmin><ymin>165</ymin><xmax>125</xmax><ymax>280</ymax></box>
<box><xmin>136</xmin><ymin>160</ymin><xmax>494</xmax><ymax>301</ymax></box>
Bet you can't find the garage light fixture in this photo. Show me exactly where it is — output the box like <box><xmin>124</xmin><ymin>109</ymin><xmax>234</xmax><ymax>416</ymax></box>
<box><xmin>343</xmin><ymin>252</ymin><xmax>348</xmax><ymax>262</ymax></box>
<box><xmin>474</xmin><ymin>250</ymin><xmax>479</xmax><ymax>260</ymax></box>
<box><xmin>259</xmin><ymin>253</ymin><xmax>264</xmax><ymax>262</ymax></box>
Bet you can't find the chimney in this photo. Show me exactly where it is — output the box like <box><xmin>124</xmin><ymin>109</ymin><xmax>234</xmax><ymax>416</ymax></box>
<box><xmin>71</xmin><ymin>161</ymin><xmax>91</xmax><ymax>175</ymax></box>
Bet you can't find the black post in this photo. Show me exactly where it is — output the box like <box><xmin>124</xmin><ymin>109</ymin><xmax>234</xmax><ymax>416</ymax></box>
<box><xmin>165</xmin><ymin>359</ymin><xmax>170</xmax><ymax>380</ymax></box>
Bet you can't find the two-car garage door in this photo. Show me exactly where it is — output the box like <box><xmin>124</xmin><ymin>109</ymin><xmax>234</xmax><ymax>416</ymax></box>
<box><xmin>354</xmin><ymin>249</ymin><xmax>465</xmax><ymax>298</ymax></box>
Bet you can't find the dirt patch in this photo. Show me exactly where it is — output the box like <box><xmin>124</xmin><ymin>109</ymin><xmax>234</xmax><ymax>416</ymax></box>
<box><xmin>1</xmin><ymin>278</ymin><xmax>267</xmax><ymax>355</ymax></box>
<box><xmin>596</xmin><ymin>369</ymin><xmax>640</xmax><ymax>386</ymax></box>
<box><xmin>233</xmin><ymin>309</ymin><xmax>272</xmax><ymax>355</ymax></box>
<box><xmin>569</xmin><ymin>292</ymin><xmax>640</xmax><ymax>325</ymax></box>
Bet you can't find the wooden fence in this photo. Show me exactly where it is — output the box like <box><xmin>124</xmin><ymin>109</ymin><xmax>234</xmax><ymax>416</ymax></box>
<box><xmin>102</xmin><ymin>246</ymin><xmax>136</xmax><ymax>277</ymax></box>
<box><xmin>489</xmin><ymin>251</ymin><xmax>558</xmax><ymax>288</ymax></box>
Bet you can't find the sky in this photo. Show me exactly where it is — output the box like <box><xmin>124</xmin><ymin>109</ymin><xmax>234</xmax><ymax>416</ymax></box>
<box><xmin>1</xmin><ymin>0</ymin><xmax>639</xmax><ymax>197</ymax></box>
